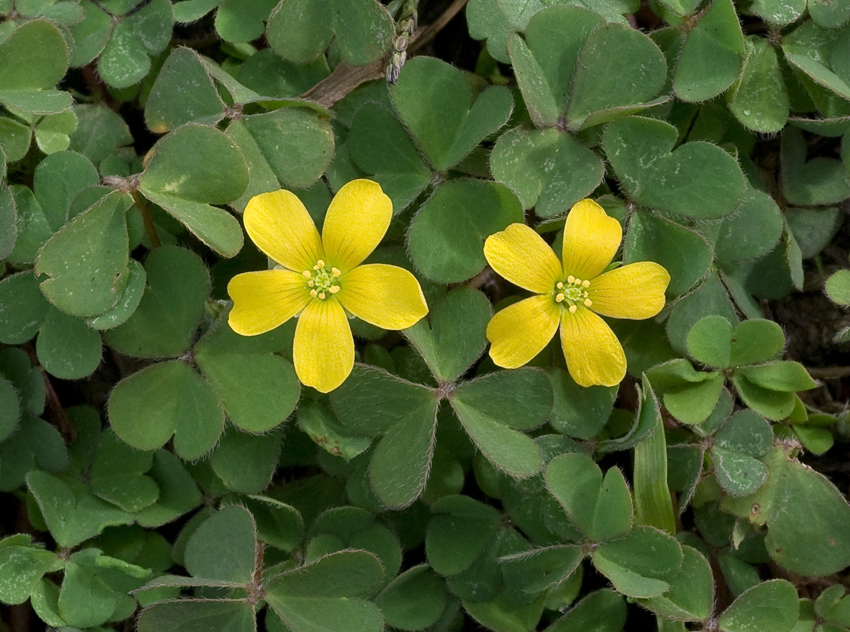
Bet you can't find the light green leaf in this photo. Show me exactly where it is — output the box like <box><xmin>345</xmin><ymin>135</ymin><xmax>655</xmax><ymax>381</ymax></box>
<box><xmin>641</xmin><ymin>546</ymin><xmax>714</xmax><ymax>621</ymax></box>
<box><xmin>86</xmin><ymin>259</ymin><xmax>147</xmax><ymax>331</ymax></box>
<box><xmin>633</xmin><ymin>377</ymin><xmax>676</xmax><ymax>534</ymax></box>
<box><xmin>737</xmin><ymin>361</ymin><xmax>817</xmax><ymax>393</ymax></box>
<box><xmin>826</xmin><ymin>269</ymin><xmax>850</xmax><ymax>305</ymax></box>
<box><xmin>451</xmin><ymin>374</ymin><xmax>546</xmax><ymax>478</ymax></box>
<box><xmin>686</xmin><ymin>315</ymin><xmax>733</xmax><ymax>369</ymax></box>
<box><xmin>0</xmin><ymin>546</ymin><xmax>60</xmax><ymax>605</ymax></box>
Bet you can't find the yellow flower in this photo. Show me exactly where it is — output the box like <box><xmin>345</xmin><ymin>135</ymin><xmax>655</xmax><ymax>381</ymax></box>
<box><xmin>483</xmin><ymin>199</ymin><xmax>670</xmax><ymax>387</ymax></box>
<box><xmin>227</xmin><ymin>179</ymin><xmax>429</xmax><ymax>393</ymax></box>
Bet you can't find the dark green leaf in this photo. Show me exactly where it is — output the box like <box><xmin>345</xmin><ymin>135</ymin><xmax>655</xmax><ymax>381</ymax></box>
<box><xmin>567</xmin><ymin>24</ymin><xmax>667</xmax><ymax>128</ymax></box>
<box><xmin>592</xmin><ymin>527</ymin><xmax>683</xmax><ymax>598</ymax></box>
<box><xmin>490</xmin><ymin>126</ymin><xmax>603</xmax><ymax>217</ymax></box>
<box><xmin>407</xmin><ymin>179</ymin><xmax>523</xmax><ymax>283</ymax></box>
<box><xmin>548</xmin><ymin>368</ymin><xmax>616</xmax><ymax>440</ymax></box>
<box><xmin>391</xmin><ymin>56</ymin><xmax>513</xmax><ymax>171</ymax></box>
<box><xmin>673</xmin><ymin>0</ymin><xmax>744</xmax><ymax>102</ymax></box>
<box><xmin>403</xmin><ymin>287</ymin><xmax>491</xmax><ymax>383</ymax></box>
<box><xmin>0</xmin><ymin>271</ymin><xmax>49</xmax><ymax>344</ymax></box>
<box><xmin>36</xmin><ymin>307</ymin><xmax>102</xmax><ymax>379</ymax></box>
<box><xmin>377</xmin><ymin>565</ymin><xmax>447</xmax><ymax>632</ymax></box>
<box><xmin>138</xmin><ymin>600</ymin><xmax>256</xmax><ymax>632</ymax></box>
<box><xmin>546</xmin><ymin>589</ymin><xmax>627</xmax><ymax>632</ymax></box>
<box><xmin>347</xmin><ymin>104</ymin><xmax>431</xmax><ymax>212</ymax></box>
<box><xmin>35</xmin><ymin>192</ymin><xmax>132</xmax><ymax>318</ymax></box>
<box><xmin>546</xmin><ymin>452</ymin><xmax>633</xmax><ymax>542</ymax></box>
<box><xmin>185</xmin><ymin>505</ymin><xmax>257</xmax><ymax>584</ymax></box>
<box><xmin>625</xmin><ymin>210</ymin><xmax>713</xmax><ymax>296</ymax></box>
<box><xmin>603</xmin><ymin>116</ymin><xmax>745</xmax><ymax>219</ymax></box>
<box><xmin>264</xmin><ymin>551</ymin><xmax>384</xmax><ymax>632</ymax></box>
<box><xmin>104</xmin><ymin>246</ymin><xmax>209</xmax><ymax>358</ymax></box>
<box><xmin>108</xmin><ymin>360</ymin><xmax>224</xmax><ymax>460</ymax></box>
<box><xmin>718</xmin><ymin>580</ymin><xmax>799</xmax><ymax>632</ymax></box>
<box><xmin>145</xmin><ymin>47</ymin><xmax>226</xmax><ymax>133</ymax></box>
<box><xmin>425</xmin><ymin>495</ymin><xmax>501</xmax><ymax>576</ymax></box>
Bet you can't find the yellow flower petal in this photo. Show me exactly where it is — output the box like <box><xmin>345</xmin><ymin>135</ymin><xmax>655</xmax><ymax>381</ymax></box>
<box><xmin>484</xmin><ymin>224</ymin><xmax>563</xmax><ymax>293</ymax></box>
<box><xmin>588</xmin><ymin>261</ymin><xmax>670</xmax><ymax>319</ymax></box>
<box><xmin>487</xmin><ymin>295</ymin><xmax>560</xmax><ymax>369</ymax></box>
<box><xmin>322</xmin><ymin>179</ymin><xmax>392</xmax><ymax>273</ymax></box>
<box><xmin>559</xmin><ymin>307</ymin><xmax>626</xmax><ymax>387</ymax></box>
<box><xmin>293</xmin><ymin>298</ymin><xmax>354</xmax><ymax>393</ymax></box>
<box><xmin>244</xmin><ymin>190</ymin><xmax>324</xmax><ymax>273</ymax></box>
<box><xmin>562</xmin><ymin>199</ymin><xmax>622</xmax><ymax>280</ymax></box>
<box><xmin>337</xmin><ymin>264</ymin><xmax>428</xmax><ymax>330</ymax></box>
<box><xmin>227</xmin><ymin>270</ymin><xmax>311</xmax><ymax>336</ymax></box>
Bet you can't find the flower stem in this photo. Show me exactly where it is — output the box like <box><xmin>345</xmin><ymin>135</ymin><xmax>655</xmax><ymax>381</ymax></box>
<box><xmin>130</xmin><ymin>190</ymin><xmax>161</xmax><ymax>249</ymax></box>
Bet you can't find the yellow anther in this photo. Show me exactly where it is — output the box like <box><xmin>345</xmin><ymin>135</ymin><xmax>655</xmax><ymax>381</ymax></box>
<box><xmin>313</xmin><ymin>260</ymin><xmax>325</xmax><ymax>270</ymax></box>
<box><xmin>567</xmin><ymin>275</ymin><xmax>575</xmax><ymax>284</ymax></box>
<box><xmin>307</xmin><ymin>280</ymin><xmax>314</xmax><ymax>287</ymax></box>
<box><xmin>583</xmin><ymin>291</ymin><xmax>588</xmax><ymax>298</ymax></box>
<box><xmin>574</xmin><ymin>278</ymin><xmax>582</xmax><ymax>286</ymax></box>
<box><xmin>302</xmin><ymin>270</ymin><xmax>311</xmax><ymax>278</ymax></box>
<box><xmin>555</xmin><ymin>293</ymin><xmax>565</xmax><ymax>303</ymax></box>
<box><xmin>329</xmin><ymin>286</ymin><xmax>340</xmax><ymax>294</ymax></box>
<box><xmin>584</xmin><ymin>298</ymin><xmax>592</xmax><ymax>307</ymax></box>
<box><xmin>331</xmin><ymin>268</ymin><xmax>341</xmax><ymax>277</ymax></box>
<box><xmin>569</xmin><ymin>305</ymin><xmax>577</xmax><ymax>313</ymax></box>
<box><xmin>318</xmin><ymin>291</ymin><xmax>326</xmax><ymax>299</ymax></box>
<box><xmin>310</xmin><ymin>289</ymin><xmax>318</xmax><ymax>298</ymax></box>
<box><xmin>556</xmin><ymin>282</ymin><xmax>564</xmax><ymax>289</ymax></box>
<box><xmin>582</xmin><ymin>280</ymin><xmax>590</xmax><ymax>288</ymax></box>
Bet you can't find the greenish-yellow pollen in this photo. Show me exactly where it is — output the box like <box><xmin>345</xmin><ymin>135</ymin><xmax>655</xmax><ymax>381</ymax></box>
<box><xmin>303</xmin><ymin>260</ymin><xmax>341</xmax><ymax>300</ymax></box>
<box><xmin>553</xmin><ymin>276</ymin><xmax>592</xmax><ymax>313</ymax></box>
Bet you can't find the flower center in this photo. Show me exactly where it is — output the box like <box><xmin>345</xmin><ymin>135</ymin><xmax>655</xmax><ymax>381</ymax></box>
<box><xmin>554</xmin><ymin>276</ymin><xmax>592</xmax><ymax>314</ymax></box>
<box><xmin>303</xmin><ymin>260</ymin><xmax>341</xmax><ymax>300</ymax></box>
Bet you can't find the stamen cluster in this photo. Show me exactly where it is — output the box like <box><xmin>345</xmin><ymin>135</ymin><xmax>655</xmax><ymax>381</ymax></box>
<box><xmin>302</xmin><ymin>260</ymin><xmax>341</xmax><ymax>299</ymax></box>
<box><xmin>554</xmin><ymin>276</ymin><xmax>592</xmax><ymax>313</ymax></box>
